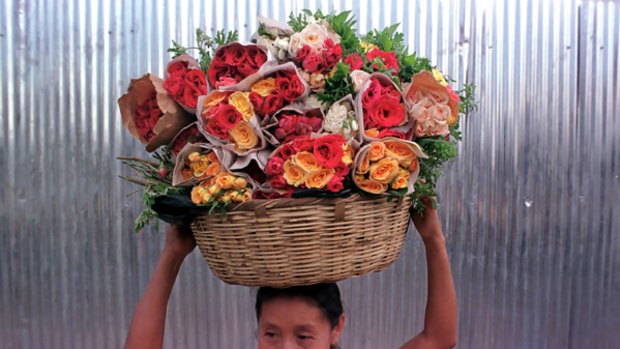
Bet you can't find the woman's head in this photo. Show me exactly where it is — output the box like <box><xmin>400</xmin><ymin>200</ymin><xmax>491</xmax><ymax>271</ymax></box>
<box><xmin>255</xmin><ymin>283</ymin><xmax>345</xmax><ymax>349</ymax></box>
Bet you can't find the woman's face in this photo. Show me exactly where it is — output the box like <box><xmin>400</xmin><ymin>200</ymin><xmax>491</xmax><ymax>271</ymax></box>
<box><xmin>257</xmin><ymin>296</ymin><xmax>345</xmax><ymax>349</ymax></box>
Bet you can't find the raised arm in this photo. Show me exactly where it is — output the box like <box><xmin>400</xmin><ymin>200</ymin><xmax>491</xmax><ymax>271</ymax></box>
<box><xmin>124</xmin><ymin>224</ymin><xmax>196</xmax><ymax>349</ymax></box>
<box><xmin>400</xmin><ymin>202</ymin><xmax>457</xmax><ymax>349</ymax></box>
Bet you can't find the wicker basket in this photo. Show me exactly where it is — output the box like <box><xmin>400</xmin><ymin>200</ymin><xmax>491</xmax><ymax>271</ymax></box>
<box><xmin>191</xmin><ymin>194</ymin><xmax>411</xmax><ymax>287</ymax></box>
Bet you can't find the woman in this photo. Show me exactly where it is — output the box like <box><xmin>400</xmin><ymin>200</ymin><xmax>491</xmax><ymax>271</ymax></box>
<box><xmin>124</xmin><ymin>202</ymin><xmax>457</xmax><ymax>349</ymax></box>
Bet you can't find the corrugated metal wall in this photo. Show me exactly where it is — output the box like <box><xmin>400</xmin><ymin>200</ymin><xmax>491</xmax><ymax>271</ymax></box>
<box><xmin>1</xmin><ymin>0</ymin><xmax>618</xmax><ymax>348</ymax></box>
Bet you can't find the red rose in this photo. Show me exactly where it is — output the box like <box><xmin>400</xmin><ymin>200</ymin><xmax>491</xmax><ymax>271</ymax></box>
<box><xmin>287</xmin><ymin>74</ymin><xmax>305</xmax><ymax>100</ymax></box>
<box><xmin>313</xmin><ymin>134</ymin><xmax>346</xmax><ymax>168</ymax></box>
<box><xmin>382</xmin><ymin>85</ymin><xmax>402</xmax><ymax>102</ymax></box>
<box><xmin>167</xmin><ymin>61</ymin><xmax>188</xmax><ymax>75</ymax></box>
<box><xmin>296</xmin><ymin>45</ymin><xmax>312</xmax><ymax>61</ymax></box>
<box><xmin>248</xmin><ymin>91</ymin><xmax>265</xmax><ymax>115</ymax></box>
<box><xmin>262</xmin><ymin>93</ymin><xmax>284</xmax><ymax>115</ymax></box>
<box><xmin>344</xmin><ymin>53</ymin><xmax>364</xmax><ymax>70</ymax></box>
<box><xmin>204</xmin><ymin>118</ymin><xmax>228</xmax><ymax>139</ymax></box>
<box><xmin>361</xmin><ymin>78</ymin><xmax>384</xmax><ymax>108</ymax></box>
<box><xmin>325</xmin><ymin>43</ymin><xmax>343</xmax><ymax>68</ymax></box>
<box><xmin>163</xmin><ymin>74</ymin><xmax>184</xmax><ymax>98</ymax></box>
<box><xmin>237</xmin><ymin>62</ymin><xmax>256</xmax><ymax>77</ymax></box>
<box><xmin>244</xmin><ymin>46</ymin><xmax>267</xmax><ymax>67</ymax></box>
<box><xmin>326</xmin><ymin>175</ymin><xmax>345</xmax><ymax>193</ymax></box>
<box><xmin>181</xmin><ymin>69</ymin><xmax>208</xmax><ymax>108</ymax></box>
<box><xmin>278</xmin><ymin>113</ymin><xmax>298</xmax><ymax>134</ymax></box>
<box><xmin>221</xmin><ymin>44</ymin><xmax>246</xmax><ymax>66</ymax></box>
<box><xmin>207</xmin><ymin>60</ymin><xmax>231</xmax><ymax>87</ymax></box>
<box><xmin>275</xmin><ymin>143</ymin><xmax>295</xmax><ymax>160</ymax></box>
<box><xmin>269</xmin><ymin>175</ymin><xmax>288</xmax><ymax>189</ymax></box>
<box><xmin>334</xmin><ymin>162</ymin><xmax>349</xmax><ymax>177</ymax></box>
<box><xmin>367</xmin><ymin>98</ymin><xmax>406</xmax><ymax>128</ymax></box>
<box><xmin>447</xmin><ymin>85</ymin><xmax>461</xmax><ymax>103</ymax></box>
<box><xmin>291</xmin><ymin>136</ymin><xmax>314</xmax><ymax>152</ymax></box>
<box><xmin>204</xmin><ymin>103</ymin><xmax>242</xmax><ymax>138</ymax></box>
<box><xmin>275</xmin><ymin>76</ymin><xmax>294</xmax><ymax>101</ymax></box>
<box><xmin>366</xmin><ymin>49</ymin><xmax>400</xmax><ymax>75</ymax></box>
<box><xmin>265</xmin><ymin>156</ymin><xmax>285</xmax><ymax>176</ymax></box>
<box><xmin>377</xmin><ymin>129</ymin><xmax>406</xmax><ymax>139</ymax></box>
<box><xmin>302</xmin><ymin>53</ymin><xmax>326</xmax><ymax>73</ymax></box>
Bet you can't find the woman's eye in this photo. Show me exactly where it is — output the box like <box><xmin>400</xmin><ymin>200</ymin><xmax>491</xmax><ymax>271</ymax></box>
<box><xmin>298</xmin><ymin>334</ymin><xmax>313</xmax><ymax>340</ymax></box>
<box><xmin>264</xmin><ymin>332</ymin><xmax>276</xmax><ymax>338</ymax></box>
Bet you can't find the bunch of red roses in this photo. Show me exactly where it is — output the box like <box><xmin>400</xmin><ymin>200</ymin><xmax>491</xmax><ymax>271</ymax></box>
<box><xmin>361</xmin><ymin>77</ymin><xmax>408</xmax><ymax>139</ymax></box>
<box><xmin>163</xmin><ymin>60</ymin><xmax>209</xmax><ymax>109</ymax></box>
<box><xmin>207</xmin><ymin>43</ymin><xmax>268</xmax><ymax>89</ymax></box>
<box><xmin>133</xmin><ymin>91</ymin><xmax>163</xmax><ymax>141</ymax></box>
<box><xmin>294</xmin><ymin>38</ymin><xmax>343</xmax><ymax>74</ymax></box>
<box><xmin>264</xmin><ymin>134</ymin><xmax>352</xmax><ymax>195</ymax></box>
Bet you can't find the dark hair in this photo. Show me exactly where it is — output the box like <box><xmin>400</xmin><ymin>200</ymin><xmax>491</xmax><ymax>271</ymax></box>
<box><xmin>255</xmin><ymin>283</ymin><xmax>344</xmax><ymax>329</ymax></box>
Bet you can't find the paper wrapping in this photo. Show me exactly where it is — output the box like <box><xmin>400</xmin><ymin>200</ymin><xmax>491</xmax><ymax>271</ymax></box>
<box><xmin>404</xmin><ymin>70</ymin><xmax>459</xmax><ymax>126</ymax></box>
<box><xmin>118</xmin><ymin>74</ymin><xmax>195</xmax><ymax>153</ymax></box>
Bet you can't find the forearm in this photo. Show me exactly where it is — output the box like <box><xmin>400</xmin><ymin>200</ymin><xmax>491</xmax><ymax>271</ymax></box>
<box><xmin>421</xmin><ymin>234</ymin><xmax>457</xmax><ymax>347</ymax></box>
<box><xmin>124</xmin><ymin>249</ymin><xmax>186</xmax><ymax>349</ymax></box>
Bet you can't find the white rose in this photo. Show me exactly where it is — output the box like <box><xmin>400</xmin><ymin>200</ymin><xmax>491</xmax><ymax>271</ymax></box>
<box><xmin>301</xmin><ymin>23</ymin><xmax>328</xmax><ymax>49</ymax></box>
<box><xmin>277</xmin><ymin>49</ymin><xmax>287</xmax><ymax>60</ymax></box>
<box><xmin>288</xmin><ymin>33</ymin><xmax>303</xmax><ymax>57</ymax></box>
<box><xmin>308</xmin><ymin>72</ymin><xmax>326</xmax><ymax>90</ymax></box>
<box><xmin>323</xmin><ymin>103</ymin><xmax>348</xmax><ymax>133</ymax></box>
<box><xmin>350</xmin><ymin>70</ymin><xmax>370</xmax><ymax>93</ymax></box>
<box><xmin>304</xmin><ymin>94</ymin><xmax>324</xmax><ymax>110</ymax></box>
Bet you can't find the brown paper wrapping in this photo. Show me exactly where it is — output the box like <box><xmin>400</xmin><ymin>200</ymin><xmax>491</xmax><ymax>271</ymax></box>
<box><xmin>404</xmin><ymin>71</ymin><xmax>459</xmax><ymax>126</ymax></box>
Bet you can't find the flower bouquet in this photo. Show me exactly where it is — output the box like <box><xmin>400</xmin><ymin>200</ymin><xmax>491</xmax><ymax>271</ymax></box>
<box><xmin>118</xmin><ymin>10</ymin><xmax>475</xmax><ymax>286</ymax></box>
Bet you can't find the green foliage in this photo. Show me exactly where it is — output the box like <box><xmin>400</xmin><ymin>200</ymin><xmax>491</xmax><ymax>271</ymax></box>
<box><xmin>316</xmin><ymin>62</ymin><xmax>354</xmax><ymax>105</ymax></box>
<box><xmin>324</xmin><ymin>11</ymin><xmax>360</xmax><ymax>53</ymax></box>
<box><xmin>458</xmin><ymin>83</ymin><xmax>478</xmax><ymax>114</ymax></box>
<box><xmin>362</xmin><ymin>23</ymin><xmax>406</xmax><ymax>53</ymax></box>
<box><xmin>410</xmin><ymin>137</ymin><xmax>458</xmax><ymax>213</ymax></box>
<box><xmin>167</xmin><ymin>28</ymin><xmax>238</xmax><ymax>73</ymax></box>
<box><xmin>288</xmin><ymin>12</ymin><xmax>309</xmax><ymax>32</ymax></box>
<box><xmin>119</xmin><ymin>148</ymin><xmax>186</xmax><ymax>233</ymax></box>
<box><xmin>398</xmin><ymin>52</ymin><xmax>433</xmax><ymax>82</ymax></box>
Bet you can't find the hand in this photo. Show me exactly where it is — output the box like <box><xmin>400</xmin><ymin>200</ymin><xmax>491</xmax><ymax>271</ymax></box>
<box><xmin>163</xmin><ymin>223</ymin><xmax>196</xmax><ymax>259</ymax></box>
<box><xmin>410</xmin><ymin>198</ymin><xmax>445</xmax><ymax>242</ymax></box>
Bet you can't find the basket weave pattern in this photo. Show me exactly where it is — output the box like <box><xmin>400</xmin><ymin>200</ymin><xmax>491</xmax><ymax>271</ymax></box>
<box><xmin>192</xmin><ymin>195</ymin><xmax>411</xmax><ymax>287</ymax></box>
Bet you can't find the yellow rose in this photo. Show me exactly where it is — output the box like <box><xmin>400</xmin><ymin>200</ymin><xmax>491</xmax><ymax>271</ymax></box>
<box><xmin>360</xmin><ymin>40</ymin><xmax>379</xmax><ymax>52</ymax></box>
<box><xmin>432</xmin><ymin>68</ymin><xmax>449</xmax><ymax>87</ymax></box>
<box><xmin>355</xmin><ymin>175</ymin><xmax>388</xmax><ymax>194</ymax></box>
<box><xmin>215</xmin><ymin>172</ymin><xmax>237</xmax><ymax>190</ymax></box>
<box><xmin>283</xmin><ymin>160</ymin><xmax>306</xmax><ymax>187</ymax></box>
<box><xmin>219</xmin><ymin>191</ymin><xmax>233</xmax><ymax>204</ymax></box>
<box><xmin>233</xmin><ymin>177</ymin><xmax>248</xmax><ymax>189</ymax></box>
<box><xmin>188</xmin><ymin>151</ymin><xmax>201</xmax><ymax>162</ymax></box>
<box><xmin>251</xmin><ymin>78</ymin><xmax>276</xmax><ymax>97</ymax></box>
<box><xmin>202</xmin><ymin>91</ymin><xmax>229</xmax><ymax>111</ymax></box>
<box><xmin>391</xmin><ymin>169</ymin><xmax>410</xmax><ymax>190</ymax></box>
<box><xmin>230</xmin><ymin>121</ymin><xmax>259</xmax><ymax>151</ymax></box>
<box><xmin>341</xmin><ymin>143</ymin><xmax>353</xmax><ymax>165</ymax></box>
<box><xmin>228</xmin><ymin>91</ymin><xmax>254</xmax><ymax>121</ymax></box>
<box><xmin>207</xmin><ymin>183</ymin><xmax>222</xmax><ymax>195</ymax></box>
<box><xmin>357</xmin><ymin>153</ymin><xmax>370</xmax><ymax>175</ymax></box>
<box><xmin>241</xmin><ymin>189</ymin><xmax>253</xmax><ymax>201</ymax></box>
<box><xmin>191</xmin><ymin>186</ymin><xmax>204</xmax><ymax>204</ymax></box>
<box><xmin>384</xmin><ymin>140</ymin><xmax>417</xmax><ymax>168</ymax></box>
<box><xmin>364</xmin><ymin>128</ymin><xmax>380</xmax><ymax>138</ymax></box>
<box><xmin>368</xmin><ymin>141</ymin><xmax>386</xmax><ymax>162</ymax></box>
<box><xmin>292</xmin><ymin>151</ymin><xmax>321</xmax><ymax>173</ymax></box>
<box><xmin>189</xmin><ymin>156</ymin><xmax>210</xmax><ymax>178</ymax></box>
<box><xmin>305</xmin><ymin>168</ymin><xmax>336</xmax><ymax>189</ymax></box>
<box><xmin>369</xmin><ymin>158</ymin><xmax>400</xmax><ymax>184</ymax></box>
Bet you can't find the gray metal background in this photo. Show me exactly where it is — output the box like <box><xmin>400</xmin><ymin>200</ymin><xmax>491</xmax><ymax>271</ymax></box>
<box><xmin>1</xmin><ymin>0</ymin><xmax>619</xmax><ymax>348</ymax></box>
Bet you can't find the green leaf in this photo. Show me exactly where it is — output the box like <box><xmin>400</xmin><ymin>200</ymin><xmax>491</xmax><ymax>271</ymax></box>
<box><xmin>316</xmin><ymin>62</ymin><xmax>354</xmax><ymax>105</ymax></box>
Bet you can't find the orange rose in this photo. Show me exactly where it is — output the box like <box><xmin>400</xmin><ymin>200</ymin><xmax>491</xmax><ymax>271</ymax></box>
<box><xmin>369</xmin><ymin>158</ymin><xmax>400</xmax><ymax>184</ymax></box>
<box><xmin>283</xmin><ymin>160</ymin><xmax>306</xmax><ymax>186</ymax></box>
<box><xmin>341</xmin><ymin>143</ymin><xmax>353</xmax><ymax>165</ymax></box>
<box><xmin>228</xmin><ymin>91</ymin><xmax>254</xmax><ymax>121</ymax></box>
<box><xmin>230</xmin><ymin>121</ymin><xmax>258</xmax><ymax>151</ymax></box>
<box><xmin>251</xmin><ymin>78</ymin><xmax>276</xmax><ymax>97</ymax></box>
<box><xmin>391</xmin><ymin>169</ymin><xmax>410</xmax><ymax>190</ymax></box>
<box><xmin>293</xmin><ymin>151</ymin><xmax>321</xmax><ymax>173</ymax></box>
<box><xmin>182</xmin><ymin>168</ymin><xmax>193</xmax><ymax>180</ymax></box>
<box><xmin>368</xmin><ymin>141</ymin><xmax>386</xmax><ymax>161</ymax></box>
<box><xmin>202</xmin><ymin>91</ymin><xmax>229</xmax><ymax>110</ymax></box>
<box><xmin>365</xmin><ymin>128</ymin><xmax>380</xmax><ymax>138</ymax></box>
<box><xmin>233</xmin><ymin>177</ymin><xmax>248</xmax><ymax>189</ymax></box>
<box><xmin>215</xmin><ymin>172</ymin><xmax>236</xmax><ymax>189</ymax></box>
<box><xmin>188</xmin><ymin>151</ymin><xmax>202</xmax><ymax>162</ymax></box>
<box><xmin>305</xmin><ymin>168</ymin><xmax>336</xmax><ymax>189</ymax></box>
<box><xmin>205</xmin><ymin>162</ymin><xmax>221</xmax><ymax>176</ymax></box>
<box><xmin>355</xmin><ymin>175</ymin><xmax>388</xmax><ymax>194</ymax></box>
<box><xmin>384</xmin><ymin>140</ymin><xmax>417</xmax><ymax>168</ymax></box>
<box><xmin>191</xmin><ymin>186</ymin><xmax>204</xmax><ymax>204</ymax></box>
<box><xmin>208</xmin><ymin>184</ymin><xmax>222</xmax><ymax>195</ymax></box>
<box><xmin>357</xmin><ymin>153</ymin><xmax>370</xmax><ymax>174</ymax></box>
<box><xmin>189</xmin><ymin>156</ymin><xmax>210</xmax><ymax>178</ymax></box>
<box><xmin>206</xmin><ymin>151</ymin><xmax>220</xmax><ymax>163</ymax></box>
